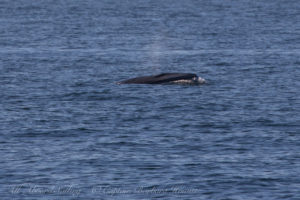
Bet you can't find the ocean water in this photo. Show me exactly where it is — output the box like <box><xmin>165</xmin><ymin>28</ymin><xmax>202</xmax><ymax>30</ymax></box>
<box><xmin>1</xmin><ymin>0</ymin><xmax>300</xmax><ymax>199</ymax></box>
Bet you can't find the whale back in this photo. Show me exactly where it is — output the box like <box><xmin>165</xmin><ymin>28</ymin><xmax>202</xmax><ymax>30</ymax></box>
<box><xmin>119</xmin><ymin>73</ymin><xmax>197</xmax><ymax>84</ymax></box>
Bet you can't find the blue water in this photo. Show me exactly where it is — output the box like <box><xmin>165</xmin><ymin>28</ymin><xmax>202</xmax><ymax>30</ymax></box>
<box><xmin>1</xmin><ymin>0</ymin><xmax>300</xmax><ymax>199</ymax></box>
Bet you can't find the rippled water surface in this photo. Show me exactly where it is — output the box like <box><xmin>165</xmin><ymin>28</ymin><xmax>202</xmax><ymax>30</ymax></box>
<box><xmin>1</xmin><ymin>0</ymin><xmax>300</xmax><ymax>199</ymax></box>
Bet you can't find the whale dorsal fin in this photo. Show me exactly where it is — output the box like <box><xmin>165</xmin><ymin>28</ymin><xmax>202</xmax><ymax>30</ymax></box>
<box><xmin>154</xmin><ymin>73</ymin><xmax>168</xmax><ymax>78</ymax></box>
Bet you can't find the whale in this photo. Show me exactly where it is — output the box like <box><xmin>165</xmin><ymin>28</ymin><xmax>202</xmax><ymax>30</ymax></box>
<box><xmin>118</xmin><ymin>73</ymin><xmax>205</xmax><ymax>84</ymax></box>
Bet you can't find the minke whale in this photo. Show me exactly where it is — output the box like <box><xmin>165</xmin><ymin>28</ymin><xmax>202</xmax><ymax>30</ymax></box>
<box><xmin>118</xmin><ymin>73</ymin><xmax>205</xmax><ymax>84</ymax></box>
